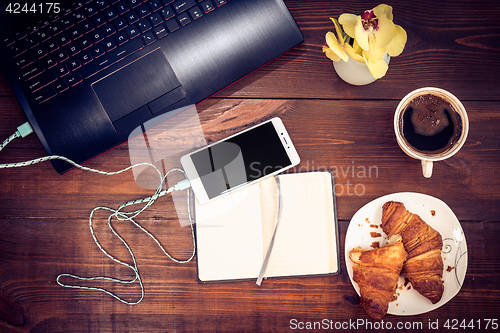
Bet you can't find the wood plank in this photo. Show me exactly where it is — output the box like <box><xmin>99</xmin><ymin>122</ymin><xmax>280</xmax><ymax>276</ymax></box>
<box><xmin>1</xmin><ymin>98</ymin><xmax>498</xmax><ymax>221</ymax></box>
<box><xmin>215</xmin><ymin>0</ymin><xmax>500</xmax><ymax>101</ymax></box>
<box><xmin>0</xmin><ymin>217</ymin><xmax>497</xmax><ymax>332</ymax></box>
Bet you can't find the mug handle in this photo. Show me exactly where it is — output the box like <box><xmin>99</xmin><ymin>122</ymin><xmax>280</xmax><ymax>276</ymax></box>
<box><xmin>421</xmin><ymin>160</ymin><xmax>433</xmax><ymax>178</ymax></box>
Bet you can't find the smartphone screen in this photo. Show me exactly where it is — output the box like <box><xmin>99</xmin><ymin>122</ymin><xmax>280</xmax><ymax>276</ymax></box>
<box><xmin>181</xmin><ymin>118</ymin><xmax>300</xmax><ymax>203</ymax></box>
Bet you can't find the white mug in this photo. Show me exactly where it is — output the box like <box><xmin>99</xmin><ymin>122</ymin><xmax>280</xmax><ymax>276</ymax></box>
<box><xmin>394</xmin><ymin>88</ymin><xmax>469</xmax><ymax>178</ymax></box>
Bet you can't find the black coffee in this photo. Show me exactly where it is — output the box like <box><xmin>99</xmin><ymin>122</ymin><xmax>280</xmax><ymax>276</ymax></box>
<box><xmin>401</xmin><ymin>94</ymin><xmax>461</xmax><ymax>154</ymax></box>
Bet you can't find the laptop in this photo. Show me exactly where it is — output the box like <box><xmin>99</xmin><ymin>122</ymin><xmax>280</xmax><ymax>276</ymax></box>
<box><xmin>0</xmin><ymin>0</ymin><xmax>303</xmax><ymax>173</ymax></box>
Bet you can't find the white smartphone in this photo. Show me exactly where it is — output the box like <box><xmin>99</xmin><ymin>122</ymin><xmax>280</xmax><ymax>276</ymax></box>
<box><xmin>180</xmin><ymin>117</ymin><xmax>300</xmax><ymax>204</ymax></box>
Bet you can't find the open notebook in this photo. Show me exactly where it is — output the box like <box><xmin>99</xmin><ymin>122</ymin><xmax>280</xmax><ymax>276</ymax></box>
<box><xmin>194</xmin><ymin>171</ymin><xmax>339</xmax><ymax>283</ymax></box>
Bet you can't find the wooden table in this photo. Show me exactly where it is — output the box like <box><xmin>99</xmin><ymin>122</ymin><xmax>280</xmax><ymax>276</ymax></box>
<box><xmin>1</xmin><ymin>1</ymin><xmax>499</xmax><ymax>332</ymax></box>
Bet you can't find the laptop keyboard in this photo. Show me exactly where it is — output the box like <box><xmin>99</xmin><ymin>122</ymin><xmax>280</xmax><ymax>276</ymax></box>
<box><xmin>3</xmin><ymin>0</ymin><xmax>228</xmax><ymax>105</ymax></box>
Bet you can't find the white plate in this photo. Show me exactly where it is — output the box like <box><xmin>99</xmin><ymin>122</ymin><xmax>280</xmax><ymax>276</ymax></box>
<box><xmin>345</xmin><ymin>192</ymin><xmax>467</xmax><ymax>316</ymax></box>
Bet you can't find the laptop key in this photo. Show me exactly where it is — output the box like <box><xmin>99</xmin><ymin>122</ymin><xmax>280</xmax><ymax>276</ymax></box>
<box><xmin>33</xmin><ymin>85</ymin><xmax>57</xmax><ymax>104</ymax></box>
<box><xmin>68</xmin><ymin>58</ymin><xmax>82</xmax><ymax>71</ymax></box>
<box><xmin>160</xmin><ymin>6</ymin><xmax>175</xmax><ymax>20</ymax></box>
<box><xmin>57</xmin><ymin>33</ymin><xmax>71</xmax><ymax>47</ymax></box>
<box><xmin>103</xmin><ymin>38</ymin><xmax>117</xmax><ymax>51</ymax></box>
<box><xmin>45</xmin><ymin>40</ymin><xmax>59</xmax><ymax>53</ymax></box>
<box><xmin>116</xmin><ymin>1</ymin><xmax>130</xmax><ymax>15</ymax></box>
<box><xmin>80</xmin><ymin>37</ymin><xmax>143</xmax><ymax>78</ymax></box>
<box><xmin>128</xmin><ymin>0</ymin><xmax>141</xmax><ymax>8</ymax></box>
<box><xmin>141</xmin><ymin>31</ymin><xmax>156</xmax><ymax>45</ymax></box>
<box><xmin>126</xmin><ymin>25</ymin><xmax>140</xmax><ymax>39</ymax></box>
<box><xmin>55</xmin><ymin>64</ymin><xmax>70</xmax><ymax>77</ymax></box>
<box><xmin>79</xmin><ymin>37</ymin><xmax>93</xmax><ymax>50</ymax></box>
<box><xmin>20</xmin><ymin>63</ymin><xmax>45</xmax><ymax>81</ymax></box>
<box><xmin>137</xmin><ymin>19</ymin><xmax>152</xmax><ymax>33</ymax></box>
<box><xmin>80</xmin><ymin>51</ymin><xmax>93</xmax><ymax>64</ymax></box>
<box><xmin>10</xmin><ymin>42</ymin><xmax>27</xmax><ymax>57</ymax></box>
<box><xmin>48</xmin><ymin>22</ymin><xmax>63</xmax><ymax>36</ymax></box>
<box><xmin>43</xmin><ymin>56</ymin><xmax>58</xmax><ymax>69</ymax></box>
<box><xmin>72</xmin><ymin>1</ymin><xmax>84</xmax><ymax>10</ymax></box>
<box><xmin>149</xmin><ymin>0</ymin><xmax>162</xmax><ymax>11</ymax></box>
<box><xmin>27</xmin><ymin>70</ymin><xmax>58</xmax><ymax>92</ymax></box>
<box><xmin>36</xmin><ymin>29</ymin><xmax>51</xmax><ymax>42</ymax></box>
<box><xmin>66</xmin><ymin>72</ymin><xmax>83</xmax><ymax>86</ymax></box>
<box><xmin>84</xmin><ymin>3</ymin><xmax>99</xmax><ymax>17</ymax></box>
<box><xmin>153</xmin><ymin>24</ymin><xmax>168</xmax><ymax>39</ymax></box>
<box><xmin>189</xmin><ymin>6</ymin><xmax>203</xmax><ymax>19</ymax></box>
<box><xmin>53</xmin><ymin>79</ymin><xmax>69</xmax><ymax>93</ymax></box>
<box><xmin>108</xmin><ymin>37</ymin><xmax>143</xmax><ymax>62</ymax></box>
<box><xmin>149</xmin><ymin>12</ymin><xmax>163</xmax><ymax>26</ymax></box>
<box><xmin>104</xmin><ymin>7</ymin><xmax>119</xmax><ymax>20</ymax></box>
<box><xmin>116</xmin><ymin>32</ymin><xmax>129</xmax><ymax>45</ymax></box>
<box><xmin>68</xmin><ymin>26</ymin><xmax>84</xmax><ymax>39</ymax></box>
<box><xmin>67</xmin><ymin>43</ymin><xmax>82</xmax><ymax>57</ymax></box>
<box><xmin>15</xmin><ymin>52</ymin><xmax>35</xmax><ymax>69</ymax></box>
<box><xmin>103</xmin><ymin>24</ymin><xmax>117</xmax><ymax>36</ymax></box>
<box><xmin>114</xmin><ymin>17</ymin><xmax>128</xmax><ymax>30</ymax></box>
<box><xmin>137</xmin><ymin>4</ymin><xmax>151</xmax><ymax>17</ymax></box>
<box><xmin>81</xmin><ymin>57</ymin><xmax>112</xmax><ymax>78</ymax></box>
<box><xmin>91</xmin><ymin>29</ymin><xmax>105</xmax><ymax>43</ymax></box>
<box><xmin>213</xmin><ymin>0</ymin><xmax>226</xmax><ymax>7</ymax></box>
<box><xmin>33</xmin><ymin>45</ymin><xmax>48</xmax><ymax>59</ymax></box>
<box><xmin>71</xmin><ymin>10</ymin><xmax>87</xmax><ymax>24</ymax></box>
<box><xmin>14</xmin><ymin>31</ymin><xmax>27</xmax><ymax>41</ymax></box>
<box><xmin>126</xmin><ymin>10</ymin><xmax>140</xmax><ymax>24</ymax></box>
<box><xmin>93</xmin><ymin>13</ymin><xmax>107</xmax><ymax>27</ymax></box>
<box><xmin>95</xmin><ymin>0</ymin><xmax>110</xmax><ymax>11</ymax></box>
<box><xmin>165</xmin><ymin>19</ymin><xmax>179</xmax><ymax>32</ymax></box>
<box><xmin>24</xmin><ymin>36</ymin><xmax>39</xmax><ymax>49</ymax></box>
<box><xmin>3</xmin><ymin>36</ymin><xmax>14</xmax><ymax>47</ymax></box>
<box><xmin>91</xmin><ymin>45</ymin><xmax>106</xmax><ymax>58</ymax></box>
<box><xmin>60</xmin><ymin>17</ymin><xmax>74</xmax><ymax>30</ymax></box>
<box><xmin>173</xmin><ymin>0</ymin><xmax>196</xmax><ymax>14</ymax></box>
<box><xmin>54</xmin><ymin>49</ymin><xmax>69</xmax><ymax>62</ymax></box>
<box><xmin>177</xmin><ymin>12</ymin><xmax>191</xmax><ymax>26</ymax></box>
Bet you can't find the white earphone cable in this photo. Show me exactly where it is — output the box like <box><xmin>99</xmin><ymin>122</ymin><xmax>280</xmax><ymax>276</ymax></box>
<box><xmin>1</xmin><ymin>122</ymin><xmax>196</xmax><ymax>304</ymax></box>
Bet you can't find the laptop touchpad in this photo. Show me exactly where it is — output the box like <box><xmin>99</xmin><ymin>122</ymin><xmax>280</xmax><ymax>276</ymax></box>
<box><xmin>92</xmin><ymin>49</ymin><xmax>186</xmax><ymax>128</ymax></box>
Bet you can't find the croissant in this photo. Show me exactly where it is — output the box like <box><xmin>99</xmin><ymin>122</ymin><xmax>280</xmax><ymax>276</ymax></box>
<box><xmin>381</xmin><ymin>201</ymin><xmax>444</xmax><ymax>304</ymax></box>
<box><xmin>349</xmin><ymin>235</ymin><xmax>407</xmax><ymax>321</ymax></box>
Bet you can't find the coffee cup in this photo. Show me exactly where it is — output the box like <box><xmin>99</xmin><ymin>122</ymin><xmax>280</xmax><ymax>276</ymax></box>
<box><xmin>394</xmin><ymin>87</ymin><xmax>469</xmax><ymax>178</ymax></box>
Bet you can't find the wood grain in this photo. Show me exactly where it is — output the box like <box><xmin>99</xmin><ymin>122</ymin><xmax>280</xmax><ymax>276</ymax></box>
<box><xmin>216</xmin><ymin>1</ymin><xmax>500</xmax><ymax>101</ymax></box>
<box><xmin>1</xmin><ymin>0</ymin><xmax>500</xmax><ymax>332</ymax></box>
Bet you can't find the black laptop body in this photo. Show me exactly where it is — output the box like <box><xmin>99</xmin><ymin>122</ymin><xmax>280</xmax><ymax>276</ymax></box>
<box><xmin>0</xmin><ymin>0</ymin><xmax>303</xmax><ymax>173</ymax></box>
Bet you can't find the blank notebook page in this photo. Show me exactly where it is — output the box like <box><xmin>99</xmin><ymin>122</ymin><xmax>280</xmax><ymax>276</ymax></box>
<box><xmin>261</xmin><ymin>172</ymin><xmax>335</xmax><ymax>277</ymax></box>
<box><xmin>195</xmin><ymin>183</ymin><xmax>264</xmax><ymax>281</ymax></box>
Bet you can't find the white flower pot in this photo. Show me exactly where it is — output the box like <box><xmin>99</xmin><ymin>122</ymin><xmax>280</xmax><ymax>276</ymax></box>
<box><xmin>333</xmin><ymin>53</ymin><xmax>390</xmax><ymax>86</ymax></box>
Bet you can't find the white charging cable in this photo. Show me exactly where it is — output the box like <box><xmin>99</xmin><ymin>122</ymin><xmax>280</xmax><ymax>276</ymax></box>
<box><xmin>1</xmin><ymin>122</ymin><xmax>196</xmax><ymax>304</ymax></box>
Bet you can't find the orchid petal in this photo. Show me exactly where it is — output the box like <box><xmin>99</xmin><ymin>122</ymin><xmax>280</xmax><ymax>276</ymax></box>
<box><xmin>326</xmin><ymin>32</ymin><xmax>348</xmax><ymax>62</ymax></box>
<box><xmin>374</xmin><ymin>13</ymin><xmax>396</xmax><ymax>49</ymax></box>
<box><xmin>366</xmin><ymin>33</ymin><xmax>386</xmax><ymax>63</ymax></box>
<box><xmin>363</xmin><ymin>53</ymin><xmax>389</xmax><ymax>79</ymax></box>
<box><xmin>338</xmin><ymin>13</ymin><xmax>358</xmax><ymax>39</ymax></box>
<box><xmin>386</xmin><ymin>24</ymin><xmax>407</xmax><ymax>56</ymax></box>
<box><xmin>343</xmin><ymin>43</ymin><xmax>364</xmax><ymax>63</ymax></box>
<box><xmin>373</xmin><ymin>4</ymin><xmax>393</xmax><ymax>21</ymax></box>
<box><xmin>323</xmin><ymin>45</ymin><xmax>342</xmax><ymax>62</ymax></box>
<box><xmin>354</xmin><ymin>15</ymin><xmax>370</xmax><ymax>50</ymax></box>
<box><xmin>329</xmin><ymin>18</ymin><xmax>344</xmax><ymax>46</ymax></box>
<box><xmin>352</xmin><ymin>39</ymin><xmax>363</xmax><ymax>54</ymax></box>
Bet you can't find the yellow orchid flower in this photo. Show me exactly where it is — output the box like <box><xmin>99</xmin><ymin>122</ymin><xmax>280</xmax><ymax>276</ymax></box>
<box><xmin>324</xmin><ymin>4</ymin><xmax>407</xmax><ymax>79</ymax></box>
